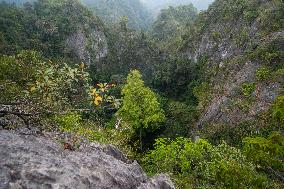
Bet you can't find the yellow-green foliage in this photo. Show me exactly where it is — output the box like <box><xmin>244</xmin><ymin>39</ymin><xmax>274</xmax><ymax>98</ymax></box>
<box><xmin>54</xmin><ymin>112</ymin><xmax>107</xmax><ymax>143</ymax></box>
<box><xmin>256</xmin><ymin>67</ymin><xmax>271</xmax><ymax>81</ymax></box>
<box><xmin>117</xmin><ymin>70</ymin><xmax>165</xmax><ymax>150</ymax></box>
<box><xmin>271</xmin><ymin>94</ymin><xmax>284</xmax><ymax>122</ymax></box>
<box><xmin>241</xmin><ymin>82</ymin><xmax>256</xmax><ymax>97</ymax></box>
<box><xmin>55</xmin><ymin>112</ymin><xmax>82</xmax><ymax>133</ymax></box>
<box><xmin>53</xmin><ymin>112</ymin><xmax>136</xmax><ymax>157</ymax></box>
<box><xmin>143</xmin><ymin>137</ymin><xmax>270</xmax><ymax>189</ymax></box>
<box><xmin>117</xmin><ymin>70</ymin><xmax>165</xmax><ymax>131</ymax></box>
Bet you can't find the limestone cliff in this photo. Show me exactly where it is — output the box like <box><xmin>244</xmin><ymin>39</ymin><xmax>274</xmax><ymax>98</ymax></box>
<box><xmin>0</xmin><ymin>130</ymin><xmax>175</xmax><ymax>189</ymax></box>
<box><xmin>183</xmin><ymin>0</ymin><xmax>283</xmax><ymax>129</ymax></box>
<box><xmin>66</xmin><ymin>27</ymin><xmax>108</xmax><ymax>66</ymax></box>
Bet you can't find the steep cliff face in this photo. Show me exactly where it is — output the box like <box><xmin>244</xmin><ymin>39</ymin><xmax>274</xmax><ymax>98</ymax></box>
<box><xmin>42</xmin><ymin>0</ymin><xmax>109</xmax><ymax>66</ymax></box>
<box><xmin>184</xmin><ymin>0</ymin><xmax>283</xmax><ymax>128</ymax></box>
<box><xmin>0</xmin><ymin>130</ymin><xmax>175</xmax><ymax>189</ymax></box>
<box><xmin>66</xmin><ymin>27</ymin><xmax>108</xmax><ymax>66</ymax></box>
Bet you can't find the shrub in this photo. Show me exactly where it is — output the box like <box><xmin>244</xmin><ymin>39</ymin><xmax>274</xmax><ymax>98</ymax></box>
<box><xmin>143</xmin><ymin>138</ymin><xmax>211</xmax><ymax>175</ymax></box>
<box><xmin>143</xmin><ymin>137</ymin><xmax>269</xmax><ymax>189</ymax></box>
<box><xmin>0</xmin><ymin>50</ymin><xmax>92</xmax><ymax>113</ymax></box>
<box><xmin>249</xmin><ymin>41</ymin><xmax>283</xmax><ymax>69</ymax></box>
<box><xmin>55</xmin><ymin>112</ymin><xmax>82</xmax><ymax>133</ymax></box>
<box><xmin>54</xmin><ymin>112</ymin><xmax>108</xmax><ymax>143</ymax></box>
<box><xmin>234</xmin><ymin>30</ymin><xmax>249</xmax><ymax>47</ymax></box>
<box><xmin>271</xmin><ymin>94</ymin><xmax>284</xmax><ymax>122</ymax></box>
<box><xmin>243</xmin><ymin>132</ymin><xmax>284</xmax><ymax>174</ymax></box>
<box><xmin>0</xmin><ymin>50</ymin><xmax>41</xmax><ymax>103</ymax></box>
<box><xmin>30</xmin><ymin>61</ymin><xmax>91</xmax><ymax>112</ymax></box>
<box><xmin>198</xmin><ymin>143</ymin><xmax>268</xmax><ymax>189</ymax></box>
<box><xmin>256</xmin><ymin>67</ymin><xmax>271</xmax><ymax>81</ymax></box>
<box><xmin>0</xmin><ymin>50</ymin><xmax>119</xmax><ymax>131</ymax></box>
<box><xmin>241</xmin><ymin>82</ymin><xmax>255</xmax><ymax>97</ymax></box>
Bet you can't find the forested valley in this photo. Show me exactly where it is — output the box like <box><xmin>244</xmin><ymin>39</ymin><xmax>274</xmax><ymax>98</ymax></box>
<box><xmin>0</xmin><ymin>0</ymin><xmax>283</xmax><ymax>188</ymax></box>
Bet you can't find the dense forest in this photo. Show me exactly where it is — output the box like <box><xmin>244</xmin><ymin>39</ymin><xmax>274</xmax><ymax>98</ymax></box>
<box><xmin>0</xmin><ymin>0</ymin><xmax>283</xmax><ymax>188</ymax></box>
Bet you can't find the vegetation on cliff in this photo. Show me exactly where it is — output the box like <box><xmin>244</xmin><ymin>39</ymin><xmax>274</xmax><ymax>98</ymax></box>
<box><xmin>0</xmin><ymin>0</ymin><xmax>283</xmax><ymax>188</ymax></box>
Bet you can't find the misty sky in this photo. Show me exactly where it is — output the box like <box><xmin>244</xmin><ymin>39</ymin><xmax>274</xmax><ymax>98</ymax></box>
<box><xmin>141</xmin><ymin>0</ymin><xmax>214</xmax><ymax>11</ymax></box>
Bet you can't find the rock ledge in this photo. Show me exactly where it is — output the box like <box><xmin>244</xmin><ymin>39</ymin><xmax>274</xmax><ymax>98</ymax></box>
<box><xmin>0</xmin><ymin>130</ymin><xmax>174</xmax><ymax>189</ymax></box>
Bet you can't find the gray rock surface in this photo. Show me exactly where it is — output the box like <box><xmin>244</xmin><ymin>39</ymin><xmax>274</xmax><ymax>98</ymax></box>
<box><xmin>0</xmin><ymin>130</ymin><xmax>175</xmax><ymax>189</ymax></box>
<box><xmin>66</xmin><ymin>28</ymin><xmax>108</xmax><ymax>66</ymax></box>
<box><xmin>184</xmin><ymin>0</ymin><xmax>284</xmax><ymax>127</ymax></box>
<box><xmin>138</xmin><ymin>174</ymin><xmax>175</xmax><ymax>189</ymax></box>
<box><xmin>195</xmin><ymin>32</ymin><xmax>283</xmax><ymax>127</ymax></box>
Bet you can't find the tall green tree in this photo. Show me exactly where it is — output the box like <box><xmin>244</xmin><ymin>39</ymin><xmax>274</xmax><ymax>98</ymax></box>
<box><xmin>117</xmin><ymin>70</ymin><xmax>165</xmax><ymax>150</ymax></box>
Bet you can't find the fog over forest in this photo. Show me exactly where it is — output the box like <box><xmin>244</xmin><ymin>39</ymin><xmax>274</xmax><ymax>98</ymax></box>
<box><xmin>4</xmin><ymin>0</ymin><xmax>214</xmax><ymax>11</ymax></box>
<box><xmin>140</xmin><ymin>0</ymin><xmax>214</xmax><ymax>12</ymax></box>
<box><xmin>1</xmin><ymin>0</ymin><xmax>214</xmax><ymax>29</ymax></box>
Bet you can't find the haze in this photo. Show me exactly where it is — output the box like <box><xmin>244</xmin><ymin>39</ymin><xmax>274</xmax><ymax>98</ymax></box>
<box><xmin>140</xmin><ymin>0</ymin><xmax>214</xmax><ymax>11</ymax></box>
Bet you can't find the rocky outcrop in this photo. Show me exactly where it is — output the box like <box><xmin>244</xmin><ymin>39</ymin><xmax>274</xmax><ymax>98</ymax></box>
<box><xmin>138</xmin><ymin>174</ymin><xmax>175</xmax><ymax>189</ymax></box>
<box><xmin>185</xmin><ymin>0</ymin><xmax>284</xmax><ymax>127</ymax></box>
<box><xmin>0</xmin><ymin>130</ymin><xmax>175</xmax><ymax>189</ymax></box>
<box><xmin>66</xmin><ymin>27</ymin><xmax>108</xmax><ymax>66</ymax></box>
<box><xmin>197</xmin><ymin>61</ymin><xmax>282</xmax><ymax>126</ymax></box>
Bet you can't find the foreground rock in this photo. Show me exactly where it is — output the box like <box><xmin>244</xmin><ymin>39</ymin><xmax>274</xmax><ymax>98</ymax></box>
<box><xmin>0</xmin><ymin>130</ymin><xmax>174</xmax><ymax>189</ymax></box>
